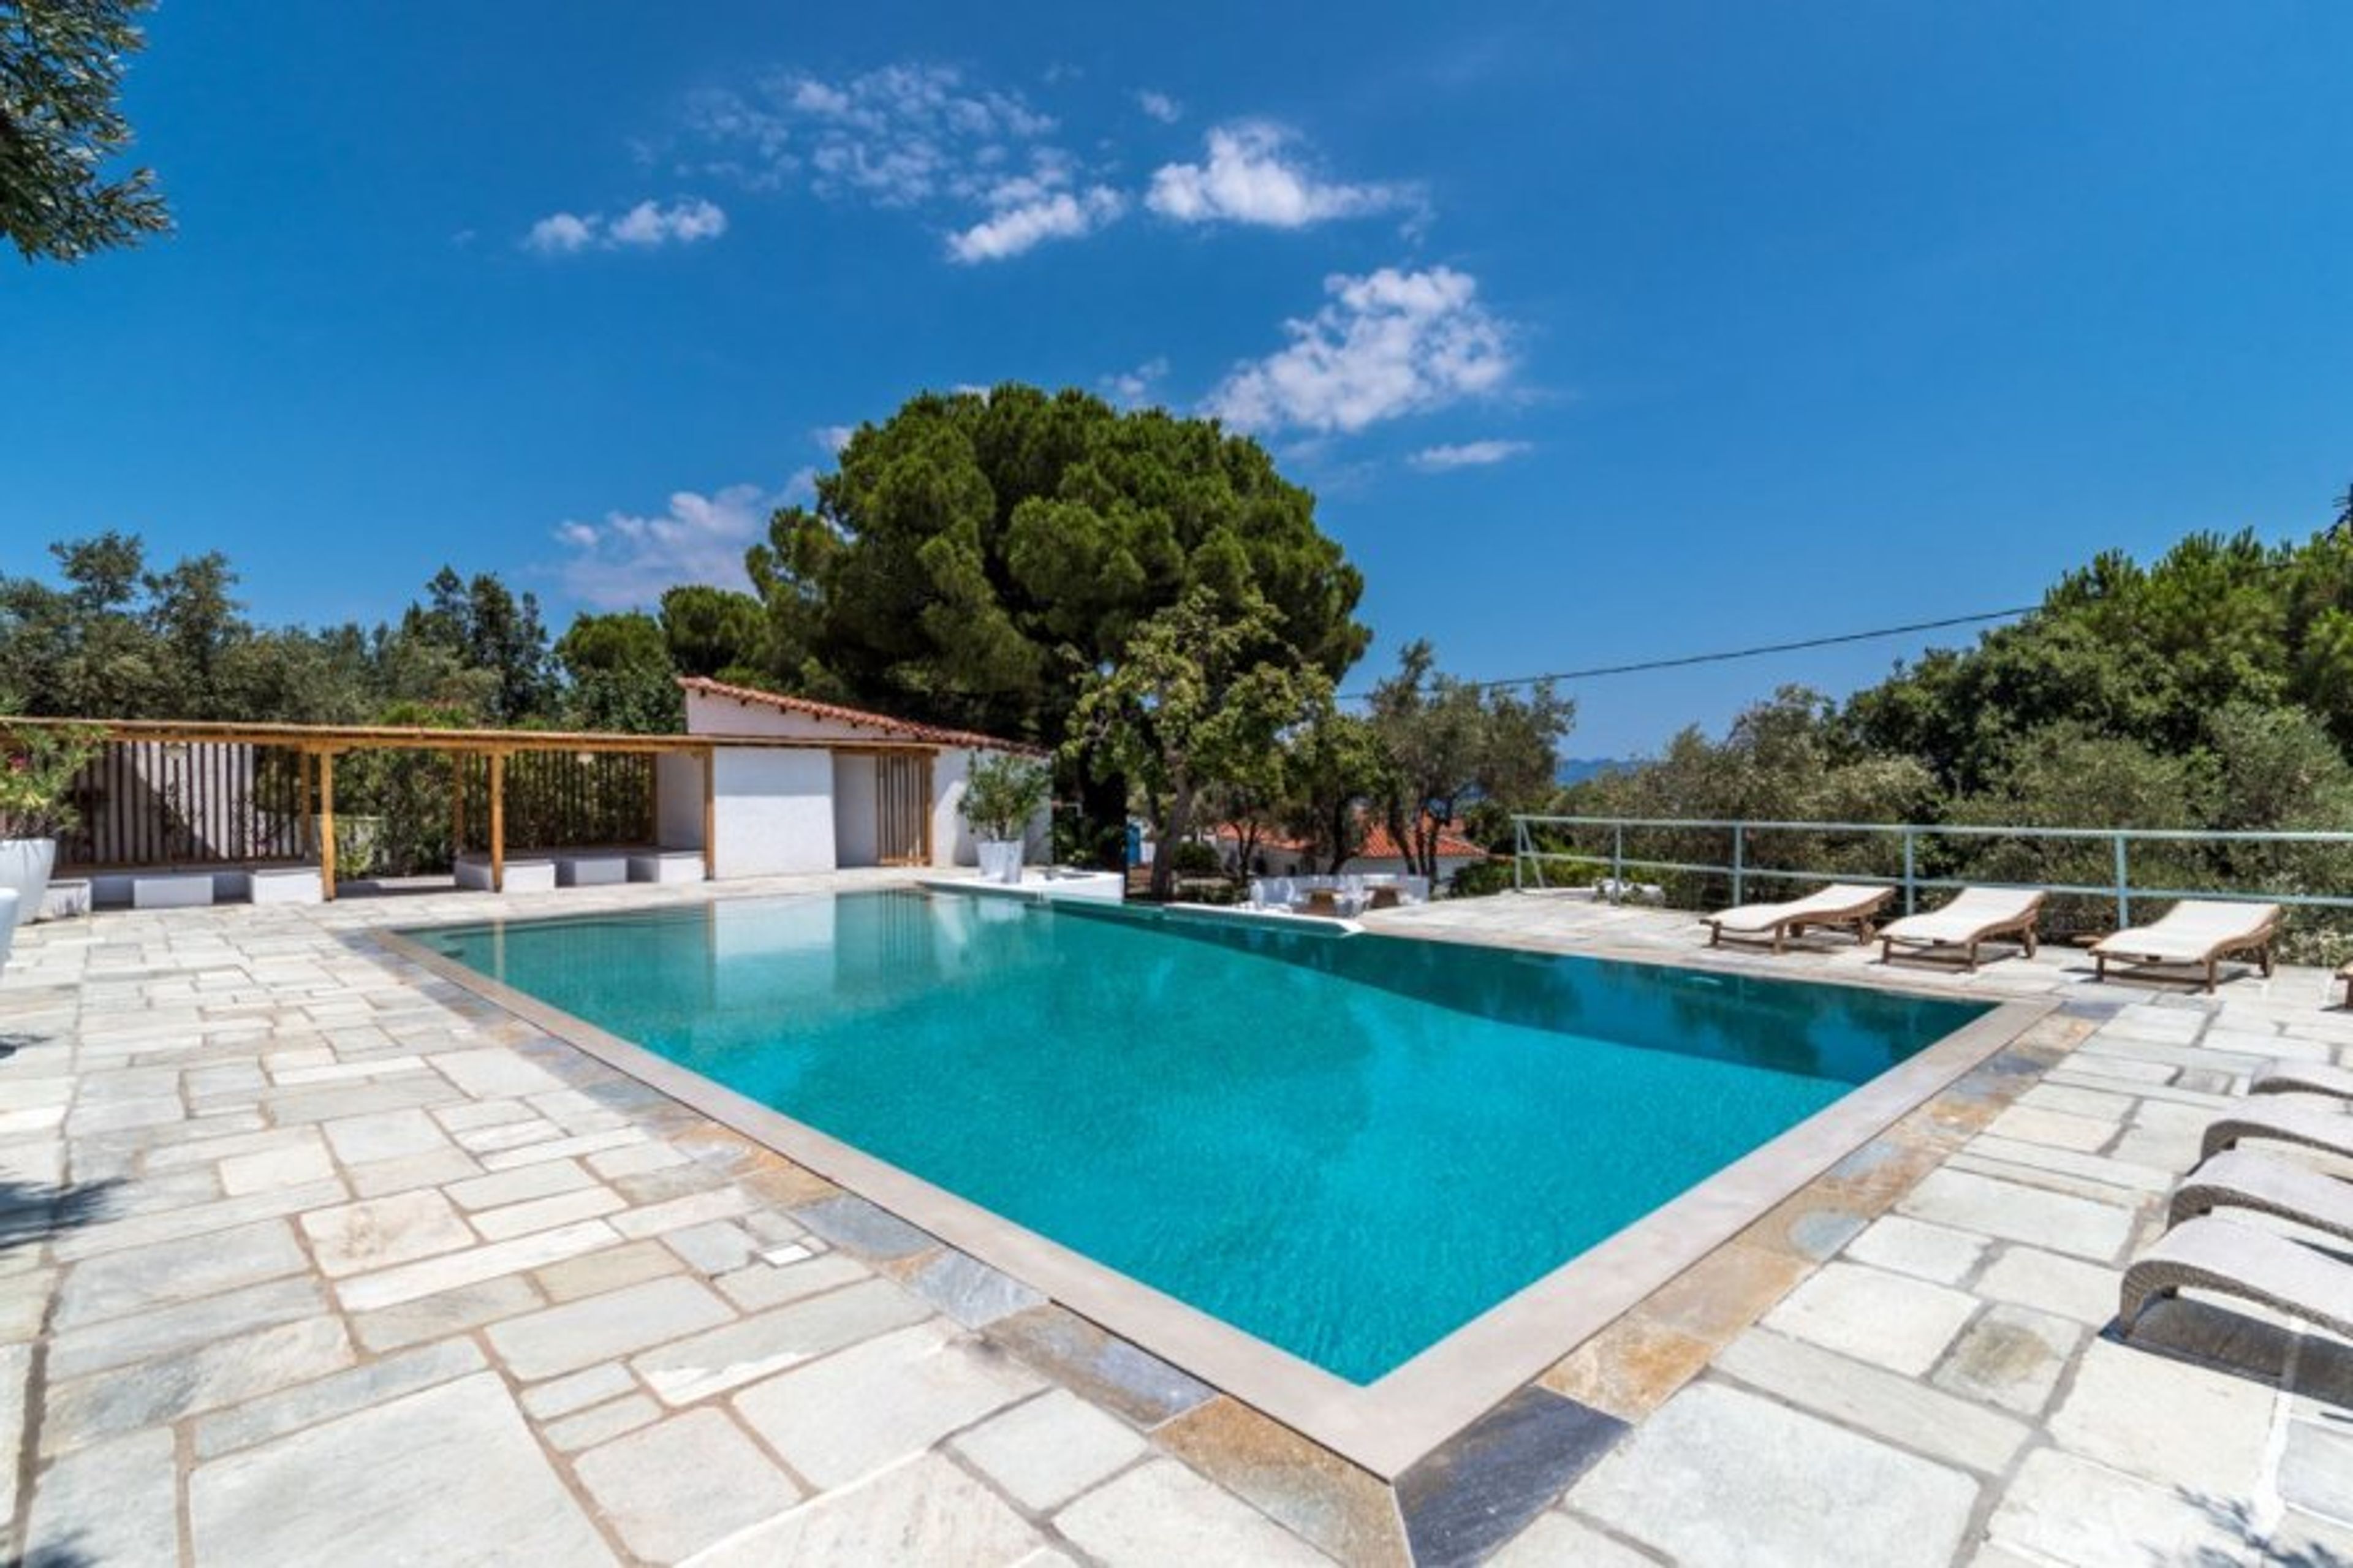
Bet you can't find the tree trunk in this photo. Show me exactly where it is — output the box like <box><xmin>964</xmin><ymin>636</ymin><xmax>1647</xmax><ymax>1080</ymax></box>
<box><xmin>1078</xmin><ymin>762</ymin><xmax>1127</xmax><ymax>869</ymax></box>
<box><xmin>1150</xmin><ymin>777</ymin><xmax>1196</xmax><ymax>901</ymax></box>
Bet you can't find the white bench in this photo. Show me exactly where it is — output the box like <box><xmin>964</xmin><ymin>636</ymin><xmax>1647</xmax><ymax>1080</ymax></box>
<box><xmin>555</xmin><ymin>850</ymin><xmax>631</xmax><ymax>888</ymax></box>
<box><xmin>133</xmin><ymin>873</ymin><xmax>217</xmax><ymax>909</ymax></box>
<box><xmin>453</xmin><ymin>853</ymin><xmax>556</xmax><ymax>893</ymax></box>
<box><xmin>627</xmin><ymin>850</ymin><xmax>707</xmax><ymax>885</ymax></box>
<box><xmin>248</xmin><ymin>866</ymin><xmax>324</xmax><ymax>904</ymax></box>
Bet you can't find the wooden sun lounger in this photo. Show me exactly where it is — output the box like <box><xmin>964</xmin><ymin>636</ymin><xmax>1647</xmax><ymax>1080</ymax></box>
<box><xmin>1703</xmin><ymin>884</ymin><xmax>1893</xmax><ymax>955</ymax></box>
<box><xmin>1876</xmin><ymin>887</ymin><xmax>2046</xmax><ymax>972</ymax></box>
<box><xmin>2090</xmin><ymin>900</ymin><xmax>2282</xmax><ymax>993</ymax></box>
<box><xmin>2170</xmin><ymin>1149</ymin><xmax>2353</xmax><ymax>1245</ymax></box>
<box><xmin>2251</xmin><ymin>1061</ymin><xmax>2353</xmax><ymax>1101</ymax></box>
<box><xmin>2199</xmin><ymin>1093</ymin><xmax>2353</xmax><ymax>1162</ymax></box>
<box><xmin>2120</xmin><ymin>1216</ymin><xmax>2353</xmax><ymax>1343</ymax></box>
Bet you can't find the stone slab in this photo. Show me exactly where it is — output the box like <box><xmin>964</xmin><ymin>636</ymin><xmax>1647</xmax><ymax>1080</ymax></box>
<box><xmin>573</xmin><ymin>1407</ymin><xmax>803</xmax><ymax>1562</ymax></box>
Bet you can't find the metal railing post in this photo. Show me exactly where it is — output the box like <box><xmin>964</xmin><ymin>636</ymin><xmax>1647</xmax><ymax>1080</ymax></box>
<box><xmin>1902</xmin><ymin>827</ymin><xmax>1917</xmax><ymax>915</ymax></box>
<box><xmin>1513</xmin><ymin>818</ymin><xmax>1525</xmax><ymax>892</ymax></box>
<box><xmin>1731</xmin><ymin>823</ymin><xmax>1746</xmax><ymax>906</ymax></box>
<box><xmin>1611</xmin><ymin>823</ymin><xmax>1625</xmax><ymax>903</ymax></box>
<box><xmin>2114</xmin><ymin>834</ymin><xmax>2131</xmax><ymax>928</ymax></box>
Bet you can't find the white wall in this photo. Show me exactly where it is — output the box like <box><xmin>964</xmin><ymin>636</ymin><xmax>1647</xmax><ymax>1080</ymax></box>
<box><xmin>653</xmin><ymin>753</ymin><xmax>705</xmax><ymax>852</ymax></box>
<box><xmin>931</xmin><ymin>748</ymin><xmax>974</xmax><ymax>868</ymax></box>
<box><xmin>832</xmin><ymin>754</ymin><xmax>879</xmax><ymax>868</ymax></box>
<box><xmin>711</xmin><ymin>749</ymin><xmax>836</xmax><ymax>876</ymax></box>
<box><xmin>688</xmin><ymin>689</ymin><xmax>896</xmax><ymax>744</ymax></box>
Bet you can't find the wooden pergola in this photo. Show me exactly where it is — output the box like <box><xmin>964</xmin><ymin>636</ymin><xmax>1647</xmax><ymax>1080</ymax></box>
<box><xmin>11</xmin><ymin>716</ymin><xmax>952</xmax><ymax>900</ymax></box>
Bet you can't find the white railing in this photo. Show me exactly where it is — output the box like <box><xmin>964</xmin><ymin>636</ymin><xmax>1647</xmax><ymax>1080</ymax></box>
<box><xmin>1510</xmin><ymin>814</ymin><xmax>2353</xmax><ymax>926</ymax></box>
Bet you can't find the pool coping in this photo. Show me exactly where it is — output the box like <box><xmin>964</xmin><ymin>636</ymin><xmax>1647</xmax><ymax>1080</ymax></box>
<box><xmin>375</xmin><ymin>901</ymin><xmax>2056</xmax><ymax>1481</ymax></box>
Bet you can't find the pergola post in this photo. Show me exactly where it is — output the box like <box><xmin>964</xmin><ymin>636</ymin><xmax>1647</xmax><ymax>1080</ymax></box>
<box><xmin>450</xmin><ymin>752</ymin><xmax>465</xmax><ymax>859</ymax></box>
<box><xmin>702</xmin><ymin>746</ymin><xmax>717</xmax><ymax>881</ymax></box>
<box><xmin>317</xmin><ymin>749</ymin><xmax>338</xmax><ymax>901</ymax></box>
<box><xmin>489</xmin><ymin>751</ymin><xmax>507</xmax><ymax>894</ymax></box>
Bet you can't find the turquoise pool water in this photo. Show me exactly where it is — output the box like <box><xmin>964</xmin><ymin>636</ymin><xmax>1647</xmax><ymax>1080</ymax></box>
<box><xmin>411</xmin><ymin>890</ymin><xmax>1987</xmax><ymax>1384</ymax></box>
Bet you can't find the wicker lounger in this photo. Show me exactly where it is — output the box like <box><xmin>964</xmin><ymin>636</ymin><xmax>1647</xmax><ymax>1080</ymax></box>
<box><xmin>1876</xmin><ymin>887</ymin><xmax>2046</xmax><ymax>972</ymax></box>
<box><xmin>2120</xmin><ymin>1216</ymin><xmax>2353</xmax><ymax>1342</ymax></box>
<box><xmin>2090</xmin><ymin>900</ymin><xmax>2281</xmax><ymax>994</ymax></box>
<box><xmin>2170</xmin><ymin>1149</ymin><xmax>2353</xmax><ymax>1244</ymax></box>
<box><xmin>2251</xmin><ymin>1061</ymin><xmax>2353</xmax><ymax>1101</ymax></box>
<box><xmin>1704</xmin><ymin>884</ymin><xmax>1893</xmax><ymax>955</ymax></box>
<box><xmin>2199</xmin><ymin>1093</ymin><xmax>2353</xmax><ymax>1162</ymax></box>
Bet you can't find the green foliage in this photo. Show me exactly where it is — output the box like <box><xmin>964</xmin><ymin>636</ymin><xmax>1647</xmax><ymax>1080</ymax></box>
<box><xmin>1</xmin><ymin>0</ymin><xmax>170</xmax><ymax>263</ymax></box>
<box><xmin>1367</xmin><ymin>641</ymin><xmax>1573</xmax><ymax>882</ymax></box>
<box><xmin>1278</xmin><ymin>705</ymin><xmax>1389</xmax><ymax>873</ymax></box>
<box><xmin>659</xmin><ymin>586</ymin><xmax>768</xmax><ymax>680</ymax></box>
<box><xmin>1447</xmin><ymin>858</ymin><xmax>1518</xmax><ymax>899</ymax></box>
<box><xmin>1067</xmin><ymin>587</ymin><xmax>1332</xmax><ymax>900</ymax></box>
<box><xmin>556</xmin><ymin>612</ymin><xmax>681</xmax><ymax>733</ymax></box>
<box><xmin>958</xmin><ymin>752</ymin><xmax>1050</xmax><ymax>842</ymax></box>
<box><xmin>1166</xmin><ymin>839</ymin><xmax>1225</xmax><ymax>876</ymax></box>
<box><xmin>0</xmin><ymin>715</ymin><xmax>105</xmax><ymax>836</ymax></box>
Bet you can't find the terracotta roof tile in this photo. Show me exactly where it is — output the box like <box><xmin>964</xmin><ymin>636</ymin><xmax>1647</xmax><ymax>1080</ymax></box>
<box><xmin>678</xmin><ymin>676</ymin><xmax>1048</xmax><ymax>755</ymax></box>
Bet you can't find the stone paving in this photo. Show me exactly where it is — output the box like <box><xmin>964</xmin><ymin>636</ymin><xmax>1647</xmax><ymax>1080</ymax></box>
<box><xmin>0</xmin><ymin>873</ymin><xmax>2347</xmax><ymax>1566</ymax></box>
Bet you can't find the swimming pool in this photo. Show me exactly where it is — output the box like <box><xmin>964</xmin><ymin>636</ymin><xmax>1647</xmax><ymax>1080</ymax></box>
<box><xmin>397</xmin><ymin>888</ymin><xmax>2018</xmax><ymax>1471</ymax></box>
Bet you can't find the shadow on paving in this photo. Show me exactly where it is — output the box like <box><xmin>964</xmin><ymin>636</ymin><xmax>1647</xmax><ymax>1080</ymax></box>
<box><xmin>20</xmin><ymin>1542</ymin><xmax>100</xmax><ymax>1568</ymax></box>
<box><xmin>0</xmin><ymin>1177</ymin><xmax>123</xmax><ymax>1252</ymax></box>
<box><xmin>2177</xmin><ymin>1490</ymin><xmax>2351</xmax><ymax>1568</ymax></box>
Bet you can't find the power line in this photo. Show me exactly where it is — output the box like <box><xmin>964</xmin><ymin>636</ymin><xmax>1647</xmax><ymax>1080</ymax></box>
<box><xmin>1336</xmin><ymin>604</ymin><xmax>2040</xmax><ymax>701</ymax></box>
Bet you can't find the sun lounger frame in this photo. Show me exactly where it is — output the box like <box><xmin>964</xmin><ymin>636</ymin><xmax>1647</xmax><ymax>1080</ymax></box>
<box><xmin>1703</xmin><ymin>885</ymin><xmax>1893</xmax><ymax>955</ymax></box>
<box><xmin>2091</xmin><ymin>903</ymin><xmax>2281</xmax><ymax>994</ymax></box>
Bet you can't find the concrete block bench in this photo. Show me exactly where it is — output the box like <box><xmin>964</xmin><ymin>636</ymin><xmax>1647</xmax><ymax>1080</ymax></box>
<box><xmin>454</xmin><ymin>853</ymin><xmax>556</xmax><ymax>893</ymax></box>
<box><xmin>627</xmin><ymin>850</ymin><xmax>707</xmax><ymax>885</ymax></box>
<box><xmin>555</xmin><ymin>850</ymin><xmax>631</xmax><ymax>888</ymax></box>
<box><xmin>133</xmin><ymin>872</ymin><xmax>217</xmax><ymax>910</ymax></box>
<box><xmin>248</xmin><ymin>866</ymin><xmax>324</xmax><ymax>905</ymax></box>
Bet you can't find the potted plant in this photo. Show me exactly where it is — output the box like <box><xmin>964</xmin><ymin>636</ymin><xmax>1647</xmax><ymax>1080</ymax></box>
<box><xmin>960</xmin><ymin>754</ymin><xmax>1050</xmax><ymax>885</ymax></box>
<box><xmin>0</xmin><ymin>719</ymin><xmax>105</xmax><ymax>928</ymax></box>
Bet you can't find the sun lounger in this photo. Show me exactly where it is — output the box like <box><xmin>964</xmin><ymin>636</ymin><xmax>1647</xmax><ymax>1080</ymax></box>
<box><xmin>2170</xmin><ymin>1149</ymin><xmax>2353</xmax><ymax>1244</ymax></box>
<box><xmin>2339</xmin><ymin>960</ymin><xmax>2352</xmax><ymax>1008</ymax></box>
<box><xmin>1876</xmin><ymin>887</ymin><xmax>2045</xmax><ymax>972</ymax></box>
<box><xmin>1705</xmin><ymin>884</ymin><xmax>1893</xmax><ymax>954</ymax></box>
<box><xmin>2251</xmin><ymin>1061</ymin><xmax>2353</xmax><ymax>1102</ymax></box>
<box><xmin>2200</xmin><ymin>1093</ymin><xmax>2352</xmax><ymax>1162</ymax></box>
<box><xmin>2090</xmin><ymin>900</ymin><xmax>2281</xmax><ymax>993</ymax></box>
<box><xmin>2120</xmin><ymin>1216</ymin><xmax>2353</xmax><ymax>1341</ymax></box>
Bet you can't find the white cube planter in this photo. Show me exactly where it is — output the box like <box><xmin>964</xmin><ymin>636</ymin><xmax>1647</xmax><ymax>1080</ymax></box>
<box><xmin>0</xmin><ymin>890</ymin><xmax>16</xmax><ymax>968</ymax></box>
<box><xmin>0</xmin><ymin>839</ymin><xmax>55</xmax><ymax>929</ymax></box>
<box><xmin>248</xmin><ymin>868</ymin><xmax>324</xmax><ymax>905</ymax></box>
<box><xmin>627</xmin><ymin>851</ymin><xmax>706</xmax><ymax>884</ymax></box>
<box><xmin>975</xmin><ymin>839</ymin><xmax>1023</xmax><ymax>885</ymax></box>
<box><xmin>555</xmin><ymin>852</ymin><xmax>630</xmax><ymax>888</ymax></box>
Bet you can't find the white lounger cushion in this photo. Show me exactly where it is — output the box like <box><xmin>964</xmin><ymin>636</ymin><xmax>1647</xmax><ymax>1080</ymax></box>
<box><xmin>2093</xmin><ymin>900</ymin><xmax>2281</xmax><ymax>963</ymax></box>
<box><xmin>1879</xmin><ymin>887</ymin><xmax>2042</xmax><ymax>947</ymax></box>
<box><xmin>1710</xmin><ymin>883</ymin><xmax>1887</xmax><ymax>933</ymax></box>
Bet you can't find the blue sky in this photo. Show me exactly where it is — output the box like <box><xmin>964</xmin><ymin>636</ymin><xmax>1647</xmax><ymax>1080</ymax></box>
<box><xmin>4</xmin><ymin>2</ymin><xmax>2349</xmax><ymax>754</ymax></box>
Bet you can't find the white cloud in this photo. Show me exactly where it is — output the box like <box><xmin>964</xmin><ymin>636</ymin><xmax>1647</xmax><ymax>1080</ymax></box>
<box><xmin>551</xmin><ymin>474</ymin><xmax>813</xmax><ymax>608</ymax></box>
<box><xmin>1146</xmin><ymin>122</ymin><xmax>1413</xmax><ymax>229</ymax></box>
<box><xmin>523</xmin><ymin>199</ymin><xmax>727</xmax><ymax>255</ymax></box>
<box><xmin>947</xmin><ymin>185</ymin><xmax>1123</xmax><ymax>263</ymax></box>
<box><xmin>1099</xmin><ymin>357</ymin><xmax>1170</xmax><ymax>407</ymax></box>
<box><xmin>1411</xmin><ymin>439</ymin><xmax>1533</xmax><ymax>471</ymax></box>
<box><xmin>686</xmin><ymin>64</ymin><xmax>1058</xmax><ymax>208</ymax></box>
<box><xmin>608</xmin><ymin>197</ymin><xmax>727</xmax><ymax>246</ymax></box>
<box><xmin>525</xmin><ymin>212</ymin><xmax>598</xmax><ymax>255</ymax></box>
<box><xmin>814</xmin><ymin>425</ymin><xmax>855</xmax><ymax>455</ymax></box>
<box><xmin>1137</xmin><ymin>90</ymin><xmax>1183</xmax><ymax>124</ymax></box>
<box><xmin>1206</xmin><ymin>265</ymin><xmax>1514</xmax><ymax>434</ymax></box>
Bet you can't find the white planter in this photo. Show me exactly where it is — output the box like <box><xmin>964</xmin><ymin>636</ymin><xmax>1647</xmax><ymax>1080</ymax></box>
<box><xmin>975</xmin><ymin>839</ymin><xmax>1024</xmax><ymax>885</ymax></box>
<box><xmin>0</xmin><ymin>890</ymin><xmax>16</xmax><ymax>968</ymax></box>
<box><xmin>0</xmin><ymin>839</ymin><xmax>55</xmax><ymax>930</ymax></box>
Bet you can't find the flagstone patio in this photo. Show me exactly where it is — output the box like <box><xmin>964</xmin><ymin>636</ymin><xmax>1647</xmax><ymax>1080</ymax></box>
<box><xmin>1</xmin><ymin>873</ymin><xmax>2349</xmax><ymax>1565</ymax></box>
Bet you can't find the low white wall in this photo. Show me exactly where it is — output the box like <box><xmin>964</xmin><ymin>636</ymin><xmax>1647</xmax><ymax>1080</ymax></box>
<box><xmin>711</xmin><ymin>749</ymin><xmax>835</xmax><ymax>877</ymax></box>
<box><xmin>833</xmin><ymin>754</ymin><xmax>880</xmax><ymax>868</ymax></box>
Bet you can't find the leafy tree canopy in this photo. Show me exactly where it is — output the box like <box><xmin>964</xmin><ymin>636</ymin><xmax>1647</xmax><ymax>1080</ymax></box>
<box><xmin>748</xmin><ymin>385</ymin><xmax>1369</xmax><ymax>745</ymax></box>
<box><xmin>1</xmin><ymin>0</ymin><xmax>170</xmax><ymax>263</ymax></box>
